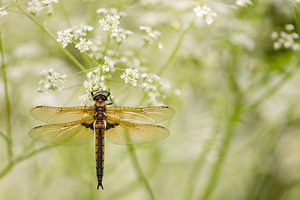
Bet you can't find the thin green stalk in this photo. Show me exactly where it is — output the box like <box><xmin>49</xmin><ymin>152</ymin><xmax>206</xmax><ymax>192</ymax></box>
<box><xmin>0</xmin><ymin>23</ymin><xmax>13</xmax><ymax>161</ymax></box>
<box><xmin>247</xmin><ymin>71</ymin><xmax>293</xmax><ymax>110</ymax></box>
<box><xmin>291</xmin><ymin>3</ymin><xmax>300</xmax><ymax>34</ymax></box>
<box><xmin>0</xmin><ymin>145</ymin><xmax>56</xmax><ymax>179</ymax></box>
<box><xmin>127</xmin><ymin>144</ymin><xmax>155</xmax><ymax>200</ymax></box>
<box><xmin>199</xmin><ymin>105</ymin><xmax>241</xmax><ymax>200</ymax></box>
<box><xmin>15</xmin><ymin>3</ymin><xmax>86</xmax><ymax>71</ymax></box>
<box><xmin>100</xmin><ymin>33</ymin><xmax>112</xmax><ymax>65</ymax></box>
<box><xmin>0</xmin><ymin>132</ymin><xmax>8</xmax><ymax>143</ymax></box>
<box><xmin>182</xmin><ymin>121</ymin><xmax>220</xmax><ymax>200</ymax></box>
<box><xmin>158</xmin><ymin>19</ymin><xmax>195</xmax><ymax>75</ymax></box>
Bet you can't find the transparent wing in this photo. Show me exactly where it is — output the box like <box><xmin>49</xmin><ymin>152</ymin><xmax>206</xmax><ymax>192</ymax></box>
<box><xmin>28</xmin><ymin>119</ymin><xmax>95</xmax><ymax>145</ymax></box>
<box><xmin>106</xmin><ymin>106</ymin><xmax>174</xmax><ymax>124</ymax></box>
<box><xmin>105</xmin><ymin>121</ymin><xmax>170</xmax><ymax>145</ymax></box>
<box><xmin>31</xmin><ymin>106</ymin><xmax>95</xmax><ymax>123</ymax></box>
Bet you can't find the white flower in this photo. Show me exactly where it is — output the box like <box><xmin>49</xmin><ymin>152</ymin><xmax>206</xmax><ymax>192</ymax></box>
<box><xmin>96</xmin><ymin>8</ymin><xmax>108</xmax><ymax>15</ymax></box>
<box><xmin>0</xmin><ymin>7</ymin><xmax>8</xmax><ymax>17</ymax></box>
<box><xmin>99</xmin><ymin>14</ymin><xmax>120</xmax><ymax>33</ymax></box>
<box><xmin>121</xmin><ymin>68</ymin><xmax>139</xmax><ymax>87</ymax></box>
<box><xmin>102</xmin><ymin>57</ymin><xmax>115</xmax><ymax>72</ymax></box>
<box><xmin>75</xmin><ymin>38</ymin><xmax>93</xmax><ymax>53</ymax></box>
<box><xmin>37</xmin><ymin>69</ymin><xmax>66</xmax><ymax>93</ymax></box>
<box><xmin>236</xmin><ymin>0</ymin><xmax>253</xmax><ymax>7</ymax></box>
<box><xmin>139</xmin><ymin>26</ymin><xmax>160</xmax><ymax>45</ymax></box>
<box><xmin>111</xmin><ymin>28</ymin><xmax>133</xmax><ymax>44</ymax></box>
<box><xmin>57</xmin><ymin>30</ymin><xmax>73</xmax><ymax>48</ymax></box>
<box><xmin>72</xmin><ymin>24</ymin><xmax>94</xmax><ymax>40</ymax></box>
<box><xmin>271</xmin><ymin>24</ymin><xmax>300</xmax><ymax>51</ymax></box>
<box><xmin>193</xmin><ymin>5</ymin><xmax>217</xmax><ymax>25</ymax></box>
<box><xmin>80</xmin><ymin>67</ymin><xmax>109</xmax><ymax>105</ymax></box>
<box><xmin>27</xmin><ymin>0</ymin><xmax>58</xmax><ymax>15</ymax></box>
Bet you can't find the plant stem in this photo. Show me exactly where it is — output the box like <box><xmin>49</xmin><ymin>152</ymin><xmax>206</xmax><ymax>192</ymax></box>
<box><xmin>199</xmin><ymin>105</ymin><xmax>241</xmax><ymax>200</ymax></box>
<box><xmin>158</xmin><ymin>19</ymin><xmax>194</xmax><ymax>75</ymax></box>
<box><xmin>0</xmin><ymin>145</ymin><xmax>56</xmax><ymax>179</ymax></box>
<box><xmin>100</xmin><ymin>33</ymin><xmax>111</xmax><ymax>65</ymax></box>
<box><xmin>15</xmin><ymin>3</ymin><xmax>86</xmax><ymax>71</ymax></box>
<box><xmin>291</xmin><ymin>3</ymin><xmax>300</xmax><ymax>34</ymax></box>
<box><xmin>127</xmin><ymin>144</ymin><xmax>155</xmax><ymax>200</ymax></box>
<box><xmin>0</xmin><ymin>23</ymin><xmax>13</xmax><ymax>161</ymax></box>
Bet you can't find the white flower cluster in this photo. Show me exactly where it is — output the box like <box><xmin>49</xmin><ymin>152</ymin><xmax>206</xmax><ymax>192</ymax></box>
<box><xmin>75</xmin><ymin>38</ymin><xmax>93</xmax><ymax>53</ymax></box>
<box><xmin>102</xmin><ymin>57</ymin><xmax>115</xmax><ymax>72</ymax></box>
<box><xmin>140</xmin><ymin>73</ymin><xmax>168</xmax><ymax>105</ymax></box>
<box><xmin>56</xmin><ymin>24</ymin><xmax>94</xmax><ymax>48</ymax></box>
<box><xmin>121</xmin><ymin>68</ymin><xmax>139</xmax><ymax>87</ymax></box>
<box><xmin>96</xmin><ymin>8</ymin><xmax>126</xmax><ymax>17</ymax></box>
<box><xmin>80</xmin><ymin>57</ymin><xmax>115</xmax><ymax>105</ymax></box>
<box><xmin>37</xmin><ymin>69</ymin><xmax>66</xmax><ymax>93</ymax></box>
<box><xmin>236</xmin><ymin>0</ymin><xmax>253</xmax><ymax>7</ymax></box>
<box><xmin>27</xmin><ymin>0</ymin><xmax>58</xmax><ymax>15</ymax></box>
<box><xmin>271</xmin><ymin>24</ymin><xmax>300</xmax><ymax>51</ymax></box>
<box><xmin>0</xmin><ymin>7</ymin><xmax>8</xmax><ymax>18</ymax></box>
<box><xmin>99</xmin><ymin>14</ymin><xmax>120</xmax><ymax>33</ymax></box>
<box><xmin>112</xmin><ymin>28</ymin><xmax>133</xmax><ymax>44</ymax></box>
<box><xmin>139</xmin><ymin>26</ymin><xmax>160</xmax><ymax>46</ymax></box>
<box><xmin>193</xmin><ymin>5</ymin><xmax>217</xmax><ymax>25</ymax></box>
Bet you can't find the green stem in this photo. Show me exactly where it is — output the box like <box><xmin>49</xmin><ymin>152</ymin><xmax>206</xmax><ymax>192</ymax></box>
<box><xmin>199</xmin><ymin>105</ymin><xmax>241</xmax><ymax>200</ymax></box>
<box><xmin>127</xmin><ymin>144</ymin><xmax>155</xmax><ymax>200</ymax></box>
<box><xmin>182</xmin><ymin>121</ymin><xmax>219</xmax><ymax>200</ymax></box>
<box><xmin>291</xmin><ymin>3</ymin><xmax>300</xmax><ymax>34</ymax></box>
<box><xmin>0</xmin><ymin>145</ymin><xmax>56</xmax><ymax>179</ymax></box>
<box><xmin>100</xmin><ymin>32</ymin><xmax>111</xmax><ymax>65</ymax></box>
<box><xmin>158</xmin><ymin>19</ymin><xmax>195</xmax><ymax>75</ymax></box>
<box><xmin>0</xmin><ymin>132</ymin><xmax>8</xmax><ymax>143</ymax></box>
<box><xmin>15</xmin><ymin>3</ymin><xmax>86</xmax><ymax>71</ymax></box>
<box><xmin>0</xmin><ymin>23</ymin><xmax>13</xmax><ymax>161</ymax></box>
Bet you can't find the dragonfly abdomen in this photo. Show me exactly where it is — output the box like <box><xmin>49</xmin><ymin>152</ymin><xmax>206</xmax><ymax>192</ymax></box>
<box><xmin>95</xmin><ymin>127</ymin><xmax>105</xmax><ymax>190</ymax></box>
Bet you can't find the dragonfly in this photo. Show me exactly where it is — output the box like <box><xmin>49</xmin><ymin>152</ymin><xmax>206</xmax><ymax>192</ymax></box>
<box><xmin>29</xmin><ymin>90</ymin><xmax>174</xmax><ymax>190</ymax></box>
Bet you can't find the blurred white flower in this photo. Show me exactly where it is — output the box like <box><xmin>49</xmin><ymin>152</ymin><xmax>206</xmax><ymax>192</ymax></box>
<box><xmin>27</xmin><ymin>0</ymin><xmax>58</xmax><ymax>15</ymax></box>
<box><xmin>0</xmin><ymin>7</ymin><xmax>8</xmax><ymax>17</ymax></box>
<box><xmin>57</xmin><ymin>30</ymin><xmax>73</xmax><ymax>48</ymax></box>
<box><xmin>121</xmin><ymin>68</ymin><xmax>139</xmax><ymax>86</ymax></box>
<box><xmin>96</xmin><ymin>8</ymin><xmax>108</xmax><ymax>15</ymax></box>
<box><xmin>72</xmin><ymin>24</ymin><xmax>94</xmax><ymax>40</ymax></box>
<box><xmin>271</xmin><ymin>24</ymin><xmax>300</xmax><ymax>51</ymax></box>
<box><xmin>102</xmin><ymin>57</ymin><xmax>115</xmax><ymax>72</ymax></box>
<box><xmin>99</xmin><ymin>14</ymin><xmax>120</xmax><ymax>33</ymax></box>
<box><xmin>111</xmin><ymin>28</ymin><xmax>133</xmax><ymax>44</ymax></box>
<box><xmin>193</xmin><ymin>5</ymin><xmax>217</xmax><ymax>25</ymax></box>
<box><xmin>75</xmin><ymin>37</ymin><xmax>93</xmax><ymax>53</ymax></box>
<box><xmin>139</xmin><ymin>26</ymin><xmax>160</xmax><ymax>45</ymax></box>
<box><xmin>236</xmin><ymin>0</ymin><xmax>253</xmax><ymax>7</ymax></box>
<box><xmin>38</xmin><ymin>69</ymin><xmax>66</xmax><ymax>93</ymax></box>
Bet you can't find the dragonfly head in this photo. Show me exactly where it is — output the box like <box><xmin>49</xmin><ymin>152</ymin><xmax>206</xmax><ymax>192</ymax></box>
<box><xmin>91</xmin><ymin>90</ymin><xmax>110</xmax><ymax>102</ymax></box>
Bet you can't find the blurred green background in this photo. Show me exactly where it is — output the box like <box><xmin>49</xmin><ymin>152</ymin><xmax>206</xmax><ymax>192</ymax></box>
<box><xmin>1</xmin><ymin>0</ymin><xmax>300</xmax><ymax>199</ymax></box>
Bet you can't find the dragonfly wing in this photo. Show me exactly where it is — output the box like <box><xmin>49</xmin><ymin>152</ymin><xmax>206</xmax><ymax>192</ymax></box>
<box><xmin>31</xmin><ymin>106</ymin><xmax>95</xmax><ymax>123</ymax></box>
<box><xmin>105</xmin><ymin>121</ymin><xmax>170</xmax><ymax>145</ymax></box>
<box><xmin>106</xmin><ymin>106</ymin><xmax>174</xmax><ymax>124</ymax></box>
<box><xmin>28</xmin><ymin>119</ymin><xmax>95</xmax><ymax>145</ymax></box>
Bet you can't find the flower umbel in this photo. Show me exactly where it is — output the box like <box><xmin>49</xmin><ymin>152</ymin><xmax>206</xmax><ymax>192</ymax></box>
<box><xmin>75</xmin><ymin>38</ymin><xmax>93</xmax><ymax>53</ymax></box>
<box><xmin>99</xmin><ymin>14</ymin><xmax>120</xmax><ymax>33</ymax></box>
<box><xmin>193</xmin><ymin>5</ymin><xmax>217</xmax><ymax>25</ymax></box>
<box><xmin>27</xmin><ymin>0</ymin><xmax>59</xmax><ymax>15</ymax></box>
<box><xmin>121</xmin><ymin>68</ymin><xmax>139</xmax><ymax>87</ymax></box>
<box><xmin>38</xmin><ymin>69</ymin><xmax>66</xmax><ymax>93</ymax></box>
<box><xmin>139</xmin><ymin>26</ymin><xmax>160</xmax><ymax>46</ymax></box>
<box><xmin>57</xmin><ymin>30</ymin><xmax>73</xmax><ymax>48</ymax></box>
<box><xmin>271</xmin><ymin>24</ymin><xmax>300</xmax><ymax>51</ymax></box>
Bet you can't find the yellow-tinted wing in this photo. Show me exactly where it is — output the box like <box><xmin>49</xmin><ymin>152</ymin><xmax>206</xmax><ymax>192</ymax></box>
<box><xmin>28</xmin><ymin>119</ymin><xmax>95</xmax><ymax>145</ymax></box>
<box><xmin>31</xmin><ymin>106</ymin><xmax>95</xmax><ymax>124</ymax></box>
<box><xmin>105</xmin><ymin>121</ymin><xmax>170</xmax><ymax>145</ymax></box>
<box><xmin>106</xmin><ymin>106</ymin><xmax>174</xmax><ymax>124</ymax></box>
